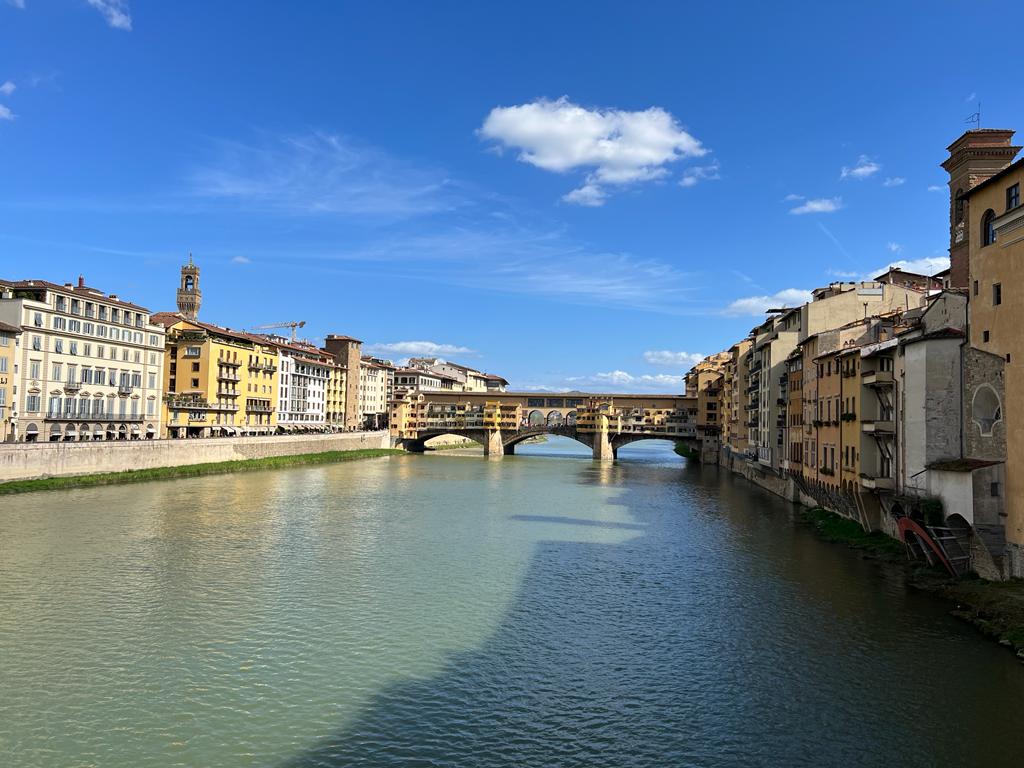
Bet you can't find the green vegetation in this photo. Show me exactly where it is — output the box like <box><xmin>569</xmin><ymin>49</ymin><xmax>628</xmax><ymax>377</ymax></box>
<box><xmin>425</xmin><ymin>440</ymin><xmax>481</xmax><ymax>451</ymax></box>
<box><xmin>797</xmin><ymin>507</ymin><xmax>907</xmax><ymax>561</ymax></box>
<box><xmin>673</xmin><ymin>441</ymin><xmax>699</xmax><ymax>460</ymax></box>
<box><xmin>0</xmin><ymin>448</ymin><xmax>405</xmax><ymax>496</ymax></box>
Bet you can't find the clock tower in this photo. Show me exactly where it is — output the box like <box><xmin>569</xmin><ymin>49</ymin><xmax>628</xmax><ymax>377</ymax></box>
<box><xmin>176</xmin><ymin>254</ymin><xmax>202</xmax><ymax>321</ymax></box>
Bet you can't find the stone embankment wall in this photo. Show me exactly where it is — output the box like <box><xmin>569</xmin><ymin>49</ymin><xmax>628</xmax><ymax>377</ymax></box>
<box><xmin>0</xmin><ymin>431</ymin><xmax>392</xmax><ymax>483</ymax></box>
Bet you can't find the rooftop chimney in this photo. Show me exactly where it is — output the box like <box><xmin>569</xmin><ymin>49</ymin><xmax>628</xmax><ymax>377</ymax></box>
<box><xmin>78</xmin><ymin>275</ymin><xmax>85</xmax><ymax>289</ymax></box>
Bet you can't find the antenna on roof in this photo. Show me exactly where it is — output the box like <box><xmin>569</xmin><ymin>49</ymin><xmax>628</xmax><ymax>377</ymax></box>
<box><xmin>965</xmin><ymin>102</ymin><xmax>981</xmax><ymax>129</ymax></box>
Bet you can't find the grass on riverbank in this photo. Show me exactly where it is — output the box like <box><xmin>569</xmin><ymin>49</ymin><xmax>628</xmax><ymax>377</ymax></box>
<box><xmin>797</xmin><ymin>507</ymin><xmax>907</xmax><ymax>561</ymax></box>
<box><xmin>0</xmin><ymin>448</ymin><xmax>405</xmax><ymax>496</ymax></box>
<box><xmin>798</xmin><ymin>506</ymin><xmax>1024</xmax><ymax>658</ymax></box>
<box><xmin>424</xmin><ymin>440</ymin><xmax>481</xmax><ymax>451</ymax></box>
<box><xmin>673</xmin><ymin>442</ymin><xmax>699</xmax><ymax>460</ymax></box>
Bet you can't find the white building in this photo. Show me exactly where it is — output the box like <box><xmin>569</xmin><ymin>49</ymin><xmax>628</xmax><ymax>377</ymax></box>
<box><xmin>0</xmin><ymin>277</ymin><xmax>166</xmax><ymax>441</ymax></box>
<box><xmin>275</xmin><ymin>342</ymin><xmax>330</xmax><ymax>432</ymax></box>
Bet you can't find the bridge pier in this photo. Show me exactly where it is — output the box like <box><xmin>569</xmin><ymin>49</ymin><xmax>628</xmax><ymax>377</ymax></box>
<box><xmin>483</xmin><ymin>428</ymin><xmax>504</xmax><ymax>458</ymax></box>
<box><xmin>592</xmin><ymin>429</ymin><xmax>615</xmax><ymax>462</ymax></box>
<box><xmin>503</xmin><ymin>442</ymin><xmax>516</xmax><ymax>456</ymax></box>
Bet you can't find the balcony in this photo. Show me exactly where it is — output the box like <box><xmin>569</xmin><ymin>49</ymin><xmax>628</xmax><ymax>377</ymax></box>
<box><xmin>217</xmin><ymin>372</ymin><xmax>241</xmax><ymax>382</ymax></box>
<box><xmin>860</xmin><ymin>475</ymin><xmax>895</xmax><ymax>491</ymax></box>
<box><xmin>63</xmin><ymin>380</ymin><xmax>81</xmax><ymax>392</ymax></box>
<box><xmin>862</xmin><ymin>419</ymin><xmax>894</xmax><ymax>434</ymax></box>
<box><xmin>221</xmin><ymin>359</ymin><xmax>242</xmax><ymax>368</ymax></box>
<box><xmin>862</xmin><ymin>370</ymin><xmax>894</xmax><ymax>386</ymax></box>
<box><xmin>46</xmin><ymin>411</ymin><xmax>143</xmax><ymax>422</ymax></box>
<box><xmin>118</xmin><ymin>385</ymin><xmax>134</xmax><ymax>396</ymax></box>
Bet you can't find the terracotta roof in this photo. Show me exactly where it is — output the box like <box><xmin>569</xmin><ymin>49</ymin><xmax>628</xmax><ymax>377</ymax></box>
<box><xmin>325</xmin><ymin>334</ymin><xmax>363</xmax><ymax>343</ymax></box>
<box><xmin>928</xmin><ymin>458</ymin><xmax>1003</xmax><ymax>472</ymax></box>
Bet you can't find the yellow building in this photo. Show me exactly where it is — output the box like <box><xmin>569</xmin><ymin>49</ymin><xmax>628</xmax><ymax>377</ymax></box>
<box><xmin>326</xmin><ymin>362</ymin><xmax>347</xmax><ymax>431</ymax></box>
<box><xmin>954</xmin><ymin>131</ymin><xmax>1024</xmax><ymax>576</ymax></box>
<box><xmin>153</xmin><ymin>314</ymin><xmax>279</xmax><ymax>438</ymax></box>
<box><xmin>0</xmin><ymin>321</ymin><xmax>21</xmax><ymax>441</ymax></box>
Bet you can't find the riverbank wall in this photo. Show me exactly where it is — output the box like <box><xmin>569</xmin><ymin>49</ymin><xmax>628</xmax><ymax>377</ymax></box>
<box><xmin>0</xmin><ymin>431</ymin><xmax>392</xmax><ymax>483</ymax></box>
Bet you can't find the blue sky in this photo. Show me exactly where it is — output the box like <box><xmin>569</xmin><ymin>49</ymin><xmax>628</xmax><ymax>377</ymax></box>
<box><xmin>2</xmin><ymin>2</ymin><xmax>1022</xmax><ymax>392</ymax></box>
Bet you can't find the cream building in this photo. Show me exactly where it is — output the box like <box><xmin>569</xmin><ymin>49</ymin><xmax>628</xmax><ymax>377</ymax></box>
<box><xmin>0</xmin><ymin>277</ymin><xmax>166</xmax><ymax>442</ymax></box>
<box><xmin>0</xmin><ymin>320</ymin><xmax>22</xmax><ymax>442</ymax></box>
<box><xmin>274</xmin><ymin>340</ymin><xmax>331</xmax><ymax>432</ymax></box>
<box><xmin>359</xmin><ymin>356</ymin><xmax>395</xmax><ymax>430</ymax></box>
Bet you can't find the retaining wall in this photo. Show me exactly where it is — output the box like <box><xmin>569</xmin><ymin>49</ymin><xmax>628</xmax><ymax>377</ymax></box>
<box><xmin>0</xmin><ymin>432</ymin><xmax>392</xmax><ymax>483</ymax></box>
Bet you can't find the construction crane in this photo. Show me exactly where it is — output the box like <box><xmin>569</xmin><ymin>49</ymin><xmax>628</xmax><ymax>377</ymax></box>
<box><xmin>251</xmin><ymin>320</ymin><xmax>306</xmax><ymax>343</ymax></box>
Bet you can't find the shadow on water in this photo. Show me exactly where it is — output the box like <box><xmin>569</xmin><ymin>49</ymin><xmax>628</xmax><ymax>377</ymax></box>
<box><xmin>279</xmin><ymin>451</ymin><xmax>1024</xmax><ymax>768</ymax></box>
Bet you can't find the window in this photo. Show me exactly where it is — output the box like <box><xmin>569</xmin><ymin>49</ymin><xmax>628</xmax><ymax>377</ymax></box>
<box><xmin>32</xmin><ymin>335</ymin><xmax>41</xmax><ymax>351</ymax></box>
<box><xmin>192</xmin><ymin>362</ymin><xmax>200</xmax><ymax>372</ymax></box>
<box><xmin>52</xmin><ymin>363</ymin><xmax>62</xmax><ymax>381</ymax></box>
<box><xmin>982</xmin><ymin>209</ymin><xmax>997</xmax><ymax>246</ymax></box>
<box><xmin>26</xmin><ymin>394</ymin><xmax>40</xmax><ymax>412</ymax></box>
<box><xmin>29</xmin><ymin>361</ymin><xmax>40</xmax><ymax>379</ymax></box>
<box><xmin>973</xmin><ymin>280</ymin><xmax>979</xmax><ymax>296</ymax></box>
<box><xmin>983</xmin><ymin>330</ymin><xmax>990</xmax><ymax>343</ymax></box>
<box><xmin>54</xmin><ymin>339</ymin><xmax>63</xmax><ymax>353</ymax></box>
<box><xmin>992</xmin><ymin>482</ymin><xmax>1001</xmax><ymax>497</ymax></box>
<box><xmin>33</xmin><ymin>312</ymin><xmax>43</xmax><ymax>327</ymax></box>
<box><xmin>0</xmin><ymin>357</ymin><xmax>6</xmax><ymax>374</ymax></box>
<box><xmin>1008</xmin><ymin>183</ymin><xmax>1020</xmax><ymax>211</ymax></box>
<box><xmin>993</xmin><ymin>283</ymin><xmax>1002</xmax><ymax>306</ymax></box>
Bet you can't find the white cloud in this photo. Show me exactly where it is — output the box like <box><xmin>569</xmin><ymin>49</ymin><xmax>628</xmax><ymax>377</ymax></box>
<box><xmin>679</xmin><ymin>161</ymin><xmax>721</xmax><ymax>188</ymax></box>
<box><xmin>783</xmin><ymin>193</ymin><xmax>804</xmax><ymax>202</ymax></box>
<box><xmin>790</xmin><ymin>197</ymin><xmax>842</xmax><ymax>215</ymax></box>
<box><xmin>643</xmin><ymin>350</ymin><xmax>705</xmax><ymax>368</ymax></box>
<box><xmin>189</xmin><ymin>131</ymin><xmax>462</xmax><ymax>218</ymax></box>
<box><xmin>0</xmin><ymin>105</ymin><xmax>14</xmax><ymax>121</ymax></box>
<box><xmin>562</xmin><ymin>182</ymin><xmax>606</xmax><ymax>207</ymax></box>
<box><xmin>231</xmin><ymin>255</ymin><xmax>251</xmax><ymax>264</ymax></box>
<box><xmin>0</xmin><ymin>81</ymin><xmax>15</xmax><ymax>96</ymax></box>
<box><xmin>86</xmin><ymin>0</ymin><xmax>132</xmax><ymax>30</ymax></box>
<box><xmin>886</xmin><ymin>242</ymin><xmax>903</xmax><ymax>254</ymax></box>
<box><xmin>723</xmin><ymin>288</ymin><xmax>813</xmax><ymax>317</ymax></box>
<box><xmin>480</xmin><ymin>96</ymin><xmax>707</xmax><ymax>205</ymax></box>
<box><xmin>928</xmin><ymin>185</ymin><xmax>945</xmax><ymax>192</ymax></box>
<box><xmin>6</xmin><ymin>0</ymin><xmax>25</xmax><ymax>8</ymax></box>
<box><xmin>364</xmin><ymin>340</ymin><xmax>476</xmax><ymax>358</ymax></box>
<box><xmin>883</xmin><ymin>176</ymin><xmax>905</xmax><ymax>187</ymax></box>
<box><xmin>840</xmin><ymin>155</ymin><xmax>881</xmax><ymax>180</ymax></box>
<box><xmin>565</xmin><ymin>370</ymin><xmax>685</xmax><ymax>392</ymax></box>
<box><xmin>867</xmin><ymin>256</ymin><xmax>949</xmax><ymax>278</ymax></box>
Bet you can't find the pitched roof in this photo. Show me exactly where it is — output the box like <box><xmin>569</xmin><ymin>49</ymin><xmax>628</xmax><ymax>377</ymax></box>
<box><xmin>0</xmin><ymin>278</ymin><xmax>152</xmax><ymax>312</ymax></box>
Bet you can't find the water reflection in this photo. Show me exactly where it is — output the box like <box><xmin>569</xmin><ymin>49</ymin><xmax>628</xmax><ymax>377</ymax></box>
<box><xmin>0</xmin><ymin>446</ymin><xmax>1022</xmax><ymax>768</ymax></box>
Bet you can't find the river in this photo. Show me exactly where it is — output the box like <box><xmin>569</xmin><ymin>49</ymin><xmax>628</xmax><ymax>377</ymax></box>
<box><xmin>1</xmin><ymin>439</ymin><xmax>1022</xmax><ymax>767</ymax></box>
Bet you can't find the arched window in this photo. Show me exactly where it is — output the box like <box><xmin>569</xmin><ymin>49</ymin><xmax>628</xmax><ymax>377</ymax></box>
<box><xmin>982</xmin><ymin>209</ymin><xmax>997</xmax><ymax>246</ymax></box>
<box><xmin>954</xmin><ymin>189</ymin><xmax>964</xmax><ymax>223</ymax></box>
<box><xmin>972</xmin><ymin>385</ymin><xmax>1002</xmax><ymax>437</ymax></box>
<box><xmin>184</xmin><ymin>275</ymin><xmax>194</xmax><ymax>291</ymax></box>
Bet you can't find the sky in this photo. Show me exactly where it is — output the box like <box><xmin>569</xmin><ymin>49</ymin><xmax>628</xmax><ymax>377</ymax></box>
<box><xmin>1</xmin><ymin>2</ymin><xmax>1022</xmax><ymax>392</ymax></box>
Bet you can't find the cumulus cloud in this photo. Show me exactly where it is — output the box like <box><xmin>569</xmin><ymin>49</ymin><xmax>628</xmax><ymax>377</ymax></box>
<box><xmin>643</xmin><ymin>350</ymin><xmax>705</xmax><ymax>368</ymax></box>
<box><xmin>790</xmin><ymin>197</ymin><xmax>842</xmax><ymax>215</ymax></box>
<box><xmin>364</xmin><ymin>340</ymin><xmax>476</xmax><ymax>357</ymax></box>
<box><xmin>0</xmin><ymin>81</ymin><xmax>15</xmax><ymax>96</ymax></box>
<box><xmin>840</xmin><ymin>155</ymin><xmax>881</xmax><ymax>180</ymax></box>
<box><xmin>723</xmin><ymin>288</ymin><xmax>813</xmax><ymax>317</ymax></box>
<box><xmin>86</xmin><ymin>0</ymin><xmax>132</xmax><ymax>30</ymax></box>
<box><xmin>480</xmin><ymin>96</ymin><xmax>707</xmax><ymax>206</ymax></box>
<box><xmin>679</xmin><ymin>161</ymin><xmax>721</xmax><ymax>188</ymax></box>
<box><xmin>0</xmin><ymin>105</ymin><xmax>14</xmax><ymax>121</ymax></box>
<box><xmin>883</xmin><ymin>176</ymin><xmax>905</xmax><ymax>187</ymax></box>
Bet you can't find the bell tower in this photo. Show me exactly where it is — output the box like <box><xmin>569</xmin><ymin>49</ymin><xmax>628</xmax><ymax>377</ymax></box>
<box><xmin>176</xmin><ymin>253</ymin><xmax>202</xmax><ymax>321</ymax></box>
<box><xmin>941</xmin><ymin>129</ymin><xmax>1020</xmax><ymax>289</ymax></box>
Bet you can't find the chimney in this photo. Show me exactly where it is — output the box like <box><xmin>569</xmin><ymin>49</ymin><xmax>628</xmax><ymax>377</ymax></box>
<box><xmin>78</xmin><ymin>275</ymin><xmax>85</xmax><ymax>289</ymax></box>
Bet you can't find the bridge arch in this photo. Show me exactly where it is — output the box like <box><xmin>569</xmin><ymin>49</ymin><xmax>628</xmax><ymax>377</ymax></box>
<box><xmin>546</xmin><ymin>410</ymin><xmax>564</xmax><ymax>426</ymax></box>
<box><xmin>527</xmin><ymin>409</ymin><xmax>545</xmax><ymax>427</ymax></box>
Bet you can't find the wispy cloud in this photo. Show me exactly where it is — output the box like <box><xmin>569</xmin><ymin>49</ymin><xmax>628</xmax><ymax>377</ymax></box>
<box><xmin>679</xmin><ymin>161</ymin><xmax>721</xmax><ymax>188</ymax></box>
<box><xmin>867</xmin><ymin>256</ymin><xmax>949</xmax><ymax>278</ymax></box>
<box><xmin>86</xmin><ymin>0</ymin><xmax>132</xmax><ymax>30</ymax></box>
<box><xmin>276</xmin><ymin>227</ymin><xmax>706</xmax><ymax>315</ymax></box>
<box><xmin>965</xmin><ymin>92</ymin><xmax>976</xmax><ymax>102</ymax></box>
<box><xmin>783</xmin><ymin>193</ymin><xmax>804</xmax><ymax>202</ymax></box>
<box><xmin>364</xmin><ymin>340</ymin><xmax>476</xmax><ymax>358</ymax></box>
<box><xmin>928</xmin><ymin>185</ymin><xmax>945</xmax><ymax>192</ymax></box>
<box><xmin>643</xmin><ymin>350</ymin><xmax>705</xmax><ymax>368</ymax></box>
<box><xmin>840</xmin><ymin>155</ymin><xmax>881</xmax><ymax>180</ymax></box>
<box><xmin>886</xmin><ymin>242</ymin><xmax>903</xmax><ymax>254</ymax></box>
<box><xmin>790</xmin><ymin>197</ymin><xmax>842</xmax><ymax>215</ymax></box>
<box><xmin>883</xmin><ymin>176</ymin><xmax>905</xmax><ymax>187</ymax></box>
<box><xmin>565</xmin><ymin>370</ymin><xmax>684</xmax><ymax>392</ymax></box>
<box><xmin>0</xmin><ymin>105</ymin><xmax>15</xmax><ymax>121</ymax></box>
<box><xmin>231</xmin><ymin>255</ymin><xmax>251</xmax><ymax>264</ymax></box>
<box><xmin>0</xmin><ymin>81</ymin><xmax>15</xmax><ymax>97</ymax></box>
<box><xmin>188</xmin><ymin>131</ymin><xmax>464</xmax><ymax>219</ymax></box>
<box><xmin>6</xmin><ymin>0</ymin><xmax>26</xmax><ymax>8</ymax></box>
<box><xmin>480</xmin><ymin>96</ymin><xmax>707</xmax><ymax>206</ymax></box>
<box><xmin>723</xmin><ymin>288</ymin><xmax>812</xmax><ymax>317</ymax></box>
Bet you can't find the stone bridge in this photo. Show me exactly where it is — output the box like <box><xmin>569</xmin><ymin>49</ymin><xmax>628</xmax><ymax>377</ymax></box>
<box><xmin>391</xmin><ymin>390</ymin><xmax>698</xmax><ymax>461</ymax></box>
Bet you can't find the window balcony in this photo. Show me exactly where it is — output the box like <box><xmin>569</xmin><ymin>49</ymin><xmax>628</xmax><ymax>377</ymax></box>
<box><xmin>118</xmin><ymin>385</ymin><xmax>134</xmax><ymax>395</ymax></box>
<box><xmin>64</xmin><ymin>380</ymin><xmax>81</xmax><ymax>392</ymax></box>
<box><xmin>217</xmin><ymin>372</ymin><xmax>241</xmax><ymax>382</ymax></box>
<box><xmin>861</xmin><ymin>419</ymin><xmax>894</xmax><ymax>434</ymax></box>
<box><xmin>860</xmin><ymin>475</ymin><xmax>895</xmax><ymax>491</ymax></box>
<box><xmin>861</xmin><ymin>370</ymin><xmax>894</xmax><ymax>386</ymax></box>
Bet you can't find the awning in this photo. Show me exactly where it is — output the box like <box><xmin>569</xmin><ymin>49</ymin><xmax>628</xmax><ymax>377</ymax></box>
<box><xmin>25</xmin><ymin>424</ymin><xmax>39</xmax><ymax>435</ymax></box>
<box><xmin>94</xmin><ymin>427</ymin><xmax>104</xmax><ymax>436</ymax></box>
<box><xmin>223</xmin><ymin>427</ymin><xmax>235</xmax><ymax>435</ymax></box>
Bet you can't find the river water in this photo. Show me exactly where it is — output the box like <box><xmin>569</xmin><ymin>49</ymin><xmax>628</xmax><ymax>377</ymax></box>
<box><xmin>1</xmin><ymin>439</ymin><xmax>1022</xmax><ymax>767</ymax></box>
